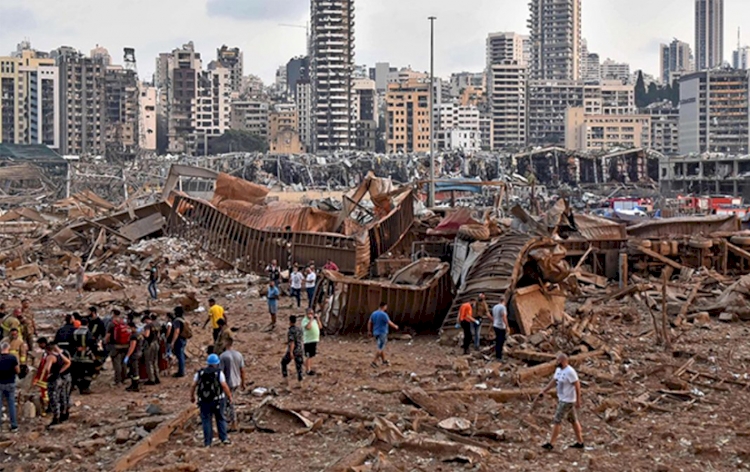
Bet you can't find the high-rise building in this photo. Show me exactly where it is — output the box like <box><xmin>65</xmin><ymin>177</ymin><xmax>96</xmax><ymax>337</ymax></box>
<box><xmin>679</xmin><ymin>69</ymin><xmax>749</xmax><ymax>154</ymax></box>
<box><xmin>385</xmin><ymin>78</ymin><xmax>430</xmax><ymax>153</ymax></box>
<box><xmin>353</xmin><ymin>78</ymin><xmax>377</xmax><ymax>151</ymax></box>
<box><xmin>295</xmin><ymin>79</ymin><xmax>312</xmax><ymax>150</ymax></box>
<box><xmin>104</xmin><ymin>67</ymin><xmax>140</xmax><ymax>158</ymax></box>
<box><xmin>369</xmin><ymin>62</ymin><xmax>396</xmax><ymax>92</ymax></box>
<box><xmin>286</xmin><ymin>56</ymin><xmax>309</xmax><ymax>98</ymax></box>
<box><xmin>230</xmin><ymin>101</ymin><xmax>269</xmax><ymax>141</ymax></box>
<box><xmin>581</xmin><ymin>40</ymin><xmax>601</xmax><ymax>83</ymax></box>
<box><xmin>1</xmin><ymin>50</ymin><xmax>60</xmax><ymax>148</ymax></box>
<box><xmin>695</xmin><ymin>0</ymin><xmax>724</xmax><ymax>70</ymax></box>
<box><xmin>215</xmin><ymin>45</ymin><xmax>243</xmax><ymax>93</ymax></box>
<box><xmin>54</xmin><ymin>48</ymin><xmax>107</xmax><ymax>156</ymax></box>
<box><xmin>644</xmin><ymin>101</ymin><xmax>680</xmax><ymax>156</ymax></box>
<box><xmin>194</xmin><ymin>67</ymin><xmax>231</xmax><ymax>153</ymax></box>
<box><xmin>733</xmin><ymin>46</ymin><xmax>750</xmax><ymax>70</ymax></box>
<box><xmin>528</xmin><ymin>80</ymin><xmax>592</xmax><ymax>146</ymax></box>
<box><xmin>486</xmin><ymin>32</ymin><xmax>529</xmax><ymax>67</ymax></box>
<box><xmin>139</xmin><ymin>84</ymin><xmax>157</xmax><ymax>151</ymax></box>
<box><xmin>660</xmin><ymin>39</ymin><xmax>693</xmax><ymax>84</ymax></box>
<box><xmin>564</xmin><ymin>107</ymin><xmax>651</xmax><ymax>151</ymax></box>
<box><xmin>488</xmin><ymin>61</ymin><xmax>527</xmax><ymax>149</ymax></box>
<box><xmin>158</xmin><ymin>43</ymin><xmax>202</xmax><ymax>154</ymax></box>
<box><xmin>528</xmin><ymin>0</ymin><xmax>582</xmax><ymax>81</ymax></box>
<box><xmin>90</xmin><ymin>45</ymin><xmax>112</xmax><ymax>67</ymax></box>
<box><xmin>310</xmin><ymin>0</ymin><xmax>356</xmax><ymax>152</ymax></box>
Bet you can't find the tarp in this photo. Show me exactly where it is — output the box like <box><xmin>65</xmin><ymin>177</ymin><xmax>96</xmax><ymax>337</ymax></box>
<box><xmin>212</xmin><ymin>172</ymin><xmax>269</xmax><ymax>206</ymax></box>
<box><xmin>426</xmin><ymin>208</ymin><xmax>481</xmax><ymax>236</ymax></box>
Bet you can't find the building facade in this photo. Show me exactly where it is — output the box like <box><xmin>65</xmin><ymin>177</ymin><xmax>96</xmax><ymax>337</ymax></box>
<box><xmin>528</xmin><ymin>0</ymin><xmax>582</xmax><ymax>81</ymax></box>
<box><xmin>600</xmin><ymin>59</ymin><xmax>630</xmax><ymax>82</ymax></box>
<box><xmin>660</xmin><ymin>39</ymin><xmax>693</xmax><ymax>84</ymax></box>
<box><xmin>216</xmin><ymin>45</ymin><xmax>243</xmax><ymax>93</ymax></box>
<box><xmin>486</xmin><ymin>32</ymin><xmax>529</xmax><ymax>67</ymax></box>
<box><xmin>488</xmin><ymin>61</ymin><xmax>527</xmax><ymax>150</ymax></box>
<box><xmin>353</xmin><ymin>78</ymin><xmax>377</xmax><ymax>151</ymax></box>
<box><xmin>564</xmin><ymin>107</ymin><xmax>651</xmax><ymax>151</ymax></box>
<box><xmin>269</xmin><ymin>106</ymin><xmax>304</xmax><ymax>155</ymax></box>
<box><xmin>310</xmin><ymin>0</ymin><xmax>356</xmax><ymax>152</ymax></box>
<box><xmin>230</xmin><ymin>101</ymin><xmax>269</xmax><ymax>141</ymax></box>
<box><xmin>695</xmin><ymin>0</ymin><xmax>724</xmax><ymax>70</ymax></box>
<box><xmin>104</xmin><ymin>67</ymin><xmax>140</xmax><ymax>158</ymax></box>
<box><xmin>139</xmin><ymin>84</ymin><xmax>157</xmax><ymax>151</ymax></box>
<box><xmin>733</xmin><ymin>46</ymin><xmax>750</xmax><ymax>70</ymax></box>
<box><xmin>644</xmin><ymin>101</ymin><xmax>680</xmax><ymax>156</ymax></box>
<box><xmin>385</xmin><ymin>78</ymin><xmax>430</xmax><ymax>153</ymax></box>
<box><xmin>679</xmin><ymin>69</ymin><xmax>750</xmax><ymax>154</ymax></box>
<box><xmin>295</xmin><ymin>79</ymin><xmax>312</xmax><ymax>151</ymax></box>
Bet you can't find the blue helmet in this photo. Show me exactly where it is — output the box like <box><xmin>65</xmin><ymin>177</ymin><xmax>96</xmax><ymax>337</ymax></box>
<box><xmin>207</xmin><ymin>354</ymin><xmax>220</xmax><ymax>365</ymax></box>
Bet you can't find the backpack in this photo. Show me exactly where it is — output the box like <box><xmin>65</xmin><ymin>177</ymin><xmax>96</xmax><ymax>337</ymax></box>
<box><xmin>176</xmin><ymin>318</ymin><xmax>193</xmax><ymax>339</ymax></box>
<box><xmin>114</xmin><ymin>322</ymin><xmax>130</xmax><ymax>345</ymax></box>
<box><xmin>197</xmin><ymin>368</ymin><xmax>222</xmax><ymax>403</ymax></box>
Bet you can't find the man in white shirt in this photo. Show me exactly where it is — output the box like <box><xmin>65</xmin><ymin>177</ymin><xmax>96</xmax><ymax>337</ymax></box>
<box><xmin>492</xmin><ymin>302</ymin><xmax>508</xmax><ymax>361</ymax></box>
<box><xmin>305</xmin><ymin>268</ymin><xmax>317</xmax><ymax>309</ymax></box>
<box><xmin>537</xmin><ymin>353</ymin><xmax>584</xmax><ymax>451</ymax></box>
<box><xmin>290</xmin><ymin>266</ymin><xmax>303</xmax><ymax>308</ymax></box>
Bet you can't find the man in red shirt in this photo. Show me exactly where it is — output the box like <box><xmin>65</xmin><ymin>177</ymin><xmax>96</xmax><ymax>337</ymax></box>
<box><xmin>458</xmin><ymin>298</ymin><xmax>477</xmax><ymax>355</ymax></box>
<box><xmin>323</xmin><ymin>259</ymin><xmax>339</xmax><ymax>272</ymax></box>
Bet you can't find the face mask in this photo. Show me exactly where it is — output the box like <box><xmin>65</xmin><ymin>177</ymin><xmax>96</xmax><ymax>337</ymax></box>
<box><xmin>557</xmin><ymin>363</ymin><xmax>563</xmax><ymax>368</ymax></box>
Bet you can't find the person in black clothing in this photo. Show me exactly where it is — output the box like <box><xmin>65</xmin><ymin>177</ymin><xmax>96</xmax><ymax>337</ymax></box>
<box><xmin>266</xmin><ymin>259</ymin><xmax>281</xmax><ymax>285</ymax></box>
<box><xmin>54</xmin><ymin>314</ymin><xmax>77</xmax><ymax>356</ymax></box>
<box><xmin>43</xmin><ymin>341</ymin><xmax>71</xmax><ymax>428</ymax></box>
<box><xmin>86</xmin><ymin>306</ymin><xmax>106</xmax><ymax>342</ymax></box>
<box><xmin>0</xmin><ymin>341</ymin><xmax>19</xmax><ymax>432</ymax></box>
<box><xmin>168</xmin><ymin>308</ymin><xmax>187</xmax><ymax>378</ymax></box>
<box><xmin>71</xmin><ymin>317</ymin><xmax>96</xmax><ymax>394</ymax></box>
<box><xmin>148</xmin><ymin>262</ymin><xmax>159</xmax><ymax>300</ymax></box>
<box><xmin>124</xmin><ymin>322</ymin><xmax>143</xmax><ymax>392</ymax></box>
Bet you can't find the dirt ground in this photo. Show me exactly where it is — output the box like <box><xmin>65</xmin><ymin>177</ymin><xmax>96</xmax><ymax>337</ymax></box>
<box><xmin>3</xmin><ymin>284</ymin><xmax>750</xmax><ymax>472</ymax></box>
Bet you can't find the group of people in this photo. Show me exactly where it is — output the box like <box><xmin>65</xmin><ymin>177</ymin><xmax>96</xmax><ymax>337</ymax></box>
<box><xmin>266</xmin><ymin>259</ymin><xmax>337</xmax><ymax>330</ymax></box>
<box><xmin>458</xmin><ymin>293</ymin><xmax>509</xmax><ymax>359</ymax></box>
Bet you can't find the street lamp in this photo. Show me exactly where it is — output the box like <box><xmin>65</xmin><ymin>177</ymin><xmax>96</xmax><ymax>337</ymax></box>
<box><xmin>428</xmin><ymin>16</ymin><xmax>437</xmax><ymax>208</ymax></box>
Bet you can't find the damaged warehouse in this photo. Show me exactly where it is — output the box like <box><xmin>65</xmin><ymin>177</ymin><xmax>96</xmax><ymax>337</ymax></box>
<box><xmin>2</xmin><ymin>148</ymin><xmax>750</xmax><ymax>471</ymax></box>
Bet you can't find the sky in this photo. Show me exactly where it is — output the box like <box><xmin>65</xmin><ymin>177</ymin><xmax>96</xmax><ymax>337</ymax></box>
<box><xmin>0</xmin><ymin>0</ymin><xmax>746</xmax><ymax>84</ymax></box>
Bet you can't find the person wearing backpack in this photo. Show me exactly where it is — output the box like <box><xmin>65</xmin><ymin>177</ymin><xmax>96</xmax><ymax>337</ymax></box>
<box><xmin>104</xmin><ymin>311</ymin><xmax>129</xmax><ymax>385</ymax></box>
<box><xmin>191</xmin><ymin>354</ymin><xmax>232</xmax><ymax>447</ymax></box>
<box><xmin>123</xmin><ymin>322</ymin><xmax>143</xmax><ymax>392</ymax></box>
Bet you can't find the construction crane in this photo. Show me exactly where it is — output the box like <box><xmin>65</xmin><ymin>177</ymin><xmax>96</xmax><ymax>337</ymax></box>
<box><xmin>279</xmin><ymin>23</ymin><xmax>310</xmax><ymax>56</ymax></box>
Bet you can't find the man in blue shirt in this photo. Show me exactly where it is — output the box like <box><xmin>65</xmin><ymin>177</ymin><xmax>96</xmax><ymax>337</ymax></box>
<box><xmin>267</xmin><ymin>281</ymin><xmax>280</xmax><ymax>330</ymax></box>
<box><xmin>368</xmin><ymin>302</ymin><xmax>398</xmax><ymax>368</ymax></box>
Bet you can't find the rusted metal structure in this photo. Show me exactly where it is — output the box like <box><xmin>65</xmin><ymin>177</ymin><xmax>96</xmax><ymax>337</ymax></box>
<box><xmin>167</xmin><ymin>195</ymin><xmax>370</xmax><ymax>276</ymax></box>
<box><xmin>314</xmin><ymin>258</ymin><xmax>453</xmax><ymax>334</ymax></box>
<box><xmin>441</xmin><ymin>231</ymin><xmax>570</xmax><ymax>338</ymax></box>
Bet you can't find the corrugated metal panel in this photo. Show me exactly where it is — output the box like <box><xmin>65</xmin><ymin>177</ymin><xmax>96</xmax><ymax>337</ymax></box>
<box><xmin>627</xmin><ymin>215</ymin><xmax>740</xmax><ymax>239</ymax></box>
<box><xmin>368</xmin><ymin>191</ymin><xmax>415</xmax><ymax>260</ymax></box>
<box><xmin>217</xmin><ymin>200</ymin><xmax>339</xmax><ymax>233</ymax></box>
<box><xmin>167</xmin><ymin>196</ymin><xmax>370</xmax><ymax>277</ymax></box>
<box><xmin>316</xmin><ymin>258</ymin><xmax>453</xmax><ymax>334</ymax></box>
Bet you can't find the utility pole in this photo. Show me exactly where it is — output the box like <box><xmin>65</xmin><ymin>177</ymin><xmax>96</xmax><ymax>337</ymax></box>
<box><xmin>428</xmin><ymin>16</ymin><xmax>437</xmax><ymax>208</ymax></box>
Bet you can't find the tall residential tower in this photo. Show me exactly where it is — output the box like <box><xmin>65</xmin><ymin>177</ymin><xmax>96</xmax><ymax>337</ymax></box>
<box><xmin>310</xmin><ymin>0</ymin><xmax>356</xmax><ymax>152</ymax></box>
<box><xmin>528</xmin><ymin>0</ymin><xmax>582</xmax><ymax>81</ymax></box>
<box><xmin>695</xmin><ymin>0</ymin><xmax>724</xmax><ymax>70</ymax></box>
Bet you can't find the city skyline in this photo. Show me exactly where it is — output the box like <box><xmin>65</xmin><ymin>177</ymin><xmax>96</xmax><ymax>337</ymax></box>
<box><xmin>2</xmin><ymin>0</ymin><xmax>750</xmax><ymax>83</ymax></box>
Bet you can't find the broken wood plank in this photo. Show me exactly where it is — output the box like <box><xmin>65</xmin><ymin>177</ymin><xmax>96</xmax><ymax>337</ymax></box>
<box><xmin>514</xmin><ymin>349</ymin><xmax>606</xmax><ymax>384</ymax></box>
<box><xmin>325</xmin><ymin>447</ymin><xmax>377</xmax><ymax>472</ymax></box>
<box><xmin>577</xmin><ymin>365</ymin><xmax>620</xmax><ymax>384</ymax></box>
<box><xmin>596</xmin><ymin>283</ymin><xmax>651</xmax><ymax>303</ymax></box>
<box><xmin>727</xmin><ymin>241</ymin><xmax>750</xmax><ymax>262</ymax></box>
<box><xmin>112</xmin><ymin>406</ymin><xmax>198</xmax><ymax>472</ymax></box>
<box><xmin>636</xmin><ymin>245</ymin><xmax>684</xmax><ymax>270</ymax></box>
<box><xmin>280</xmin><ymin>404</ymin><xmax>373</xmax><ymax>422</ymax></box>
<box><xmin>7</xmin><ymin>263</ymin><xmax>42</xmax><ymax>281</ymax></box>
<box><xmin>574</xmin><ymin>245</ymin><xmax>594</xmax><ymax>271</ymax></box>
<box><xmin>508</xmin><ymin>349</ymin><xmax>557</xmax><ymax>363</ymax></box>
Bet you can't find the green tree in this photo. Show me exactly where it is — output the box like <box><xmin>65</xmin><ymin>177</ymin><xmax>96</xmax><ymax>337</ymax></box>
<box><xmin>208</xmin><ymin>130</ymin><xmax>268</xmax><ymax>154</ymax></box>
<box><xmin>647</xmin><ymin>82</ymin><xmax>658</xmax><ymax>105</ymax></box>
<box><xmin>634</xmin><ymin>70</ymin><xmax>647</xmax><ymax>109</ymax></box>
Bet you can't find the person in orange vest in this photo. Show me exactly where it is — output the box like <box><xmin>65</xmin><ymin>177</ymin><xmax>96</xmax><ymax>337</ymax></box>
<box><xmin>458</xmin><ymin>298</ymin><xmax>477</xmax><ymax>355</ymax></box>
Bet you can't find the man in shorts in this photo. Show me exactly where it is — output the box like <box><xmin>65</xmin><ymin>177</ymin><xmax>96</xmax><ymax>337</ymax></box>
<box><xmin>368</xmin><ymin>302</ymin><xmax>398</xmax><ymax>368</ymax></box>
<box><xmin>302</xmin><ymin>308</ymin><xmax>321</xmax><ymax>375</ymax></box>
<box><xmin>537</xmin><ymin>352</ymin><xmax>585</xmax><ymax>451</ymax></box>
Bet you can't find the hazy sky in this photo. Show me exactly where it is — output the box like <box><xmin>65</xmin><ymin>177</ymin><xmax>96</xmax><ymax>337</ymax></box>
<box><xmin>0</xmin><ymin>0</ymin><xmax>745</xmax><ymax>83</ymax></box>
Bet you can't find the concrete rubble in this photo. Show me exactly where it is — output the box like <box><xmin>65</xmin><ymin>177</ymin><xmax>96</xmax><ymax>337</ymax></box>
<box><xmin>2</xmin><ymin>153</ymin><xmax>750</xmax><ymax>471</ymax></box>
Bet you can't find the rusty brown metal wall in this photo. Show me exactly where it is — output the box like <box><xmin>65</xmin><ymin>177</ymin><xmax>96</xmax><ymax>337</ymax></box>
<box><xmin>441</xmin><ymin>231</ymin><xmax>538</xmax><ymax>332</ymax></box>
<box><xmin>317</xmin><ymin>260</ymin><xmax>453</xmax><ymax>334</ymax></box>
<box><xmin>369</xmin><ymin>192</ymin><xmax>415</xmax><ymax>261</ymax></box>
<box><xmin>167</xmin><ymin>195</ymin><xmax>369</xmax><ymax>276</ymax></box>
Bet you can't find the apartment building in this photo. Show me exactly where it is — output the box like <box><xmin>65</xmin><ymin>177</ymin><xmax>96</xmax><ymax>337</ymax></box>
<box><xmin>230</xmin><ymin>101</ymin><xmax>269</xmax><ymax>141</ymax></box>
<box><xmin>104</xmin><ymin>67</ymin><xmax>140</xmax><ymax>157</ymax></box>
<box><xmin>0</xmin><ymin>49</ymin><xmax>60</xmax><ymax>149</ymax></box>
<box><xmin>139</xmin><ymin>84</ymin><xmax>157</xmax><ymax>151</ymax></box>
<box><xmin>194</xmin><ymin>67</ymin><xmax>231</xmax><ymax>153</ymax></box>
<box><xmin>528</xmin><ymin>0</ymin><xmax>582</xmax><ymax>81</ymax></box>
<box><xmin>488</xmin><ymin>60</ymin><xmax>527</xmax><ymax>150</ymax></box>
<box><xmin>295</xmin><ymin>79</ymin><xmax>312</xmax><ymax>151</ymax></box>
<box><xmin>310</xmin><ymin>0</ymin><xmax>356</xmax><ymax>152</ymax></box>
<box><xmin>644</xmin><ymin>101</ymin><xmax>680</xmax><ymax>156</ymax></box>
<box><xmin>600</xmin><ymin>59</ymin><xmax>631</xmax><ymax>82</ymax></box>
<box><xmin>564</xmin><ymin>107</ymin><xmax>651</xmax><ymax>151</ymax></box>
<box><xmin>55</xmin><ymin>48</ymin><xmax>107</xmax><ymax>156</ymax></box>
<box><xmin>679</xmin><ymin>69</ymin><xmax>750</xmax><ymax>154</ymax></box>
<box><xmin>215</xmin><ymin>45</ymin><xmax>243</xmax><ymax>93</ymax></box>
<box><xmin>385</xmin><ymin>78</ymin><xmax>430</xmax><ymax>153</ymax></box>
<box><xmin>353</xmin><ymin>78</ymin><xmax>377</xmax><ymax>151</ymax></box>
<box><xmin>486</xmin><ymin>32</ymin><xmax>529</xmax><ymax>67</ymax></box>
<box><xmin>660</xmin><ymin>39</ymin><xmax>693</xmax><ymax>84</ymax></box>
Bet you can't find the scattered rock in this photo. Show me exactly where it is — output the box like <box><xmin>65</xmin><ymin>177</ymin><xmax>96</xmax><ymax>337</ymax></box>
<box><xmin>115</xmin><ymin>428</ymin><xmax>130</xmax><ymax>444</ymax></box>
<box><xmin>522</xmin><ymin>449</ymin><xmax>536</xmax><ymax>460</ymax></box>
<box><xmin>146</xmin><ymin>403</ymin><xmax>165</xmax><ymax>416</ymax></box>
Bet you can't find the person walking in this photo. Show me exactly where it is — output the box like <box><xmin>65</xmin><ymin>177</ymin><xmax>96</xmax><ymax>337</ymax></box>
<box><xmin>458</xmin><ymin>298</ymin><xmax>477</xmax><ymax>355</ymax></box>
<box><xmin>281</xmin><ymin>316</ymin><xmax>304</xmax><ymax>387</ymax></box>
<box><xmin>52</xmin><ymin>344</ymin><xmax>72</xmax><ymax>422</ymax></box>
<box><xmin>290</xmin><ymin>266</ymin><xmax>303</xmax><ymax>308</ymax></box>
<box><xmin>219</xmin><ymin>338</ymin><xmax>245</xmax><ymax>432</ymax></box>
<box><xmin>368</xmin><ymin>302</ymin><xmax>398</xmax><ymax>368</ymax></box>
<box><xmin>143</xmin><ymin>322</ymin><xmax>160</xmax><ymax>386</ymax></box>
<box><xmin>472</xmin><ymin>293</ymin><xmax>490</xmax><ymax>350</ymax></box>
<box><xmin>191</xmin><ymin>354</ymin><xmax>233</xmax><ymax>447</ymax></box>
<box><xmin>75</xmin><ymin>262</ymin><xmax>85</xmax><ymax>298</ymax></box>
<box><xmin>203</xmin><ymin>298</ymin><xmax>226</xmax><ymax>343</ymax></box>
<box><xmin>213</xmin><ymin>318</ymin><xmax>233</xmax><ymax>356</ymax></box>
<box><xmin>538</xmin><ymin>353</ymin><xmax>585</xmax><ymax>451</ymax></box>
<box><xmin>147</xmin><ymin>262</ymin><xmax>159</xmax><ymax>300</ymax></box>
<box><xmin>0</xmin><ymin>342</ymin><xmax>19</xmax><ymax>432</ymax></box>
<box><xmin>302</xmin><ymin>308</ymin><xmax>321</xmax><ymax>376</ymax></box>
<box><xmin>492</xmin><ymin>300</ymin><xmax>508</xmax><ymax>361</ymax></box>
<box><xmin>304</xmin><ymin>268</ymin><xmax>317</xmax><ymax>309</ymax></box>
<box><xmin>169</xmin><ymin>307</ymin><xmax>191</xmax><ymax>378</ymax></box>
<box><xmin>124</xmin><ymin>322</ymin><xmax>143</xmax><ymax>392</ymax></box>
<box><xmin>267</xmin><ymin>281</ymin><xmax>280</xmax><ymax>330</ymax></box>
